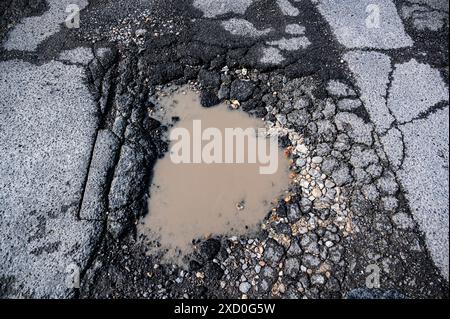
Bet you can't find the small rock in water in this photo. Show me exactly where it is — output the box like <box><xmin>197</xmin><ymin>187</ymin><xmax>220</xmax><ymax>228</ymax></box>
<box><xmin>230</xmin><ymin>79</ymin><xmax>255</xmax><ymax>101</ymax></box>
<box><xmin>200</xmin><ymin>90</ymin><xmax>220</xmax><ymax>107</ymax></box>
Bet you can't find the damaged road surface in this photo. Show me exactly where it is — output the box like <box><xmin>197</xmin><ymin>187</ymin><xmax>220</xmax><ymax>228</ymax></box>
<box><xmin>0</xmin><ymin>0</ymin><xmax>448</xmax><ymax>299</ymax></box>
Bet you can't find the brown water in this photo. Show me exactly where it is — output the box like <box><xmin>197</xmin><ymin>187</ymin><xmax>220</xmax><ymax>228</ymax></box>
<box><xmin>138</xmin><ymin>88</ymin><xmax>290</xmax><ymax>261</ymax></box>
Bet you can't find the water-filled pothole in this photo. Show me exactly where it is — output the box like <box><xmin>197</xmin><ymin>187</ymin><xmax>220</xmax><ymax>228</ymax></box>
<box><xmin>138</xmin><ymin>88</ymin><xmax>291</xmax><ymax>262</ymax></box>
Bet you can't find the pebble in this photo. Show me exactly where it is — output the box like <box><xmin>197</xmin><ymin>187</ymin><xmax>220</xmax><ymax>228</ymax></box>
<box><xmin>278</xmin><ymin>283</ymin><xmax>286</xmax><ymax>294</ymax></box>
<box><xmin>276</xmin><ymin>114</ymin><xmax>287</xmax><ymax>126</ymax></box>
<box><xmin>325</xmin><ymin>180</ymin><xmax>336</xmax><ymax>188</ymax></box>
<box><xmin>284</xmin><ymin>258</ymin><xmax>300</xmax><ymax>278</ymax></box>
<box><xmin>312</xmin><ymin>187</ymin><xmax>322</xmax><ymax>198</ymax></box>
<box><xmin>300</xmin><ymin>179</ymin><xmax>309</xmax><ymax>188</ymax></box>
<box><xmin>239</xmin><ymin>282</ymin><xmax>252</xmax><ymax>294</ymax></box>
<box><xmin>312</xmin><ymin>156</ymin><xmax>323</xmax><ymax>164</ymax></box>
<box><xmin>196</xmin><ymin>272</ymin><xmax>205</xmax><ymax>279</ymax></box>
<box><xmin>288</xmin><ymin>203</ymin><xmax>301</xmax><ymax>221</ymax></box>
<box><xmin>135</xmin><ymin>28</ymin><xmax>147</xmax><ymax>37</ymax></box>
<box><xmin>309</xmin><ymin>168</ymin><xmax>321</xmax><ymax>178</ymax></box>
<box><xmin>255</xmin><ymin>265</ymin><xmax>261</xmax><ymax>274</ymax></box>
<box><xmin>311</xmin><ymin>274</ymin><xmax>326</xmax><ymax>285</ymax></box>
<box><xmin>287</xmin><ymin>239</ymin><xmax>302</xmax><ymax>255</ymax></box>
<box><xmin>296</xmin><ymin>144</ymin><xmax>308</xmax><ymax>154</ymax></box>
<box><xmin>302</xmin><ymin>254</ymin><xmax>321</xmax><ymax>269</ymax></box>
<box><xmin>296</xmin><ymin>158</ymin><xmax>307</xmax><ymax>167</ymax></box>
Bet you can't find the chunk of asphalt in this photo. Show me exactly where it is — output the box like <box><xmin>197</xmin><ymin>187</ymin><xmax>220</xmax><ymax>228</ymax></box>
<box><xmin>259</xmin><ymin>46</ymin><xmax>285</xmax><ymax>65</ymax></box>
<box><xmin>79</xmin><ymin>129</ymin><xmax>120</xmax><ymax>220</ymax></box>
<box><xmin>199</xmin><ymin>239</ymin><xmax>221</xmax><ymax>261</ymax></box>
<box><xmin>380</xmin><ymin>127</ymin><xmax>403</xmax><ymax>170</ymax></box>
<box><xmin>200</xmin><ymin>89</ymin><xmax>220</xmax><ymax>107</ymax></box>
<box><xmin>285</xmin><ymin>23</ymin><xmax>306</xmax><ymax>35</ymax></box>
<box><xmin>344</xmin><ymin>50</ymin><xmax>395</xmax><ymax>133</ymax></box>
<box><xmin>337</xmin><ymin>98</ymin><xmax>362</xmax><ymax>111</ymax></box>
<box><xmin>198</xmin><ymin>69</ymin><xmax>221</xmax><ymax>88</ymax></box>
<box><xmin>326</xmin><ymin>80</ymin><xmax>356</xmax><ymax>98</ymax></box>
<box><xmin>346</xmin><ymin>288</ymin><xmax>406</xmax><ymax>299</ymax></box>
<box><xmin>230</xmin><ymin>79</ymin><xmax>255</xmax><ymax>102</ymax></box>
<box><xmin>263</xmin><ymin>238</ymin><xmax>285</xmax><ymax>265</ymax></box>
<box><xmin>334</xmin><ymin>112</ymin><xmax>374</xmax><ymax>146</ymax></box>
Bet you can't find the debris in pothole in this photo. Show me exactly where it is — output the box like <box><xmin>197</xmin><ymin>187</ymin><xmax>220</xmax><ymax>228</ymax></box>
<box><xmin>138</xmin><ymin>88</ymin><xmax>291</xmax><ymax>261</ymax></box>
<box><xmin>1</xmin><ymin>0</ymin><xmax>448</xmax><ymax>301</ymax></box>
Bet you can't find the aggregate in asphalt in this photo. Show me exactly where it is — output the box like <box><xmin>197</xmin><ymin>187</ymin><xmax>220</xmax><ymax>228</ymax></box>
<box><xmin>0</xmin><ymin>0</ymin><xmax>448</xmax><ymax>298</ymax></box>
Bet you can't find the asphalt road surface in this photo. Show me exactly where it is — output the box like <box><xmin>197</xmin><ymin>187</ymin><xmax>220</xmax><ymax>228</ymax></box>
<box><xmin>0</xmin><ymin>0</ymin><xmax>448</xmax><ymax>299</ymax></box>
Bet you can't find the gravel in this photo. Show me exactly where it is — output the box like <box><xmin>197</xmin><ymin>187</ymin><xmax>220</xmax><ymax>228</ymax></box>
<box><xmin>263</xmin><ymin>239</ymin><xmax>285</xmax><ymax>265</ymax></box>
<box><xmin>239</xmin><ymin>282</ymin><xmax>252</xmax><ymax>294</ymax></box>
<box><xmin>284</xmin><ymin>258</ymin><xmax>300</xmax><ymax>278</ymax></box>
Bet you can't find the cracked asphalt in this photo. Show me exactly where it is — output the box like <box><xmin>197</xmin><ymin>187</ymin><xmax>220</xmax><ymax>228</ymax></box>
<box><xmin>0</xmin><ymin>0</ymin><xmax>448</xmax><ymax>299</ymax></box>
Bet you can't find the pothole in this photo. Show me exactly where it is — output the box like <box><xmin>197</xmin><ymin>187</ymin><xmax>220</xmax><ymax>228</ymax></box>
<box><xmin>138</xmin><ymin>88</ymin><xmax>291</xmax><ymax>262</ymax></box>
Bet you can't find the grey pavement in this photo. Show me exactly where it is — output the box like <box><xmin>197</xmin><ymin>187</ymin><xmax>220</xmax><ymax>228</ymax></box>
<box><xmin>324</xmin><ymin>0</ymin><xmax>449</xmax><ymax>280</ymax></box>
<box><xmin>387</xmin><ymin>59</ymin><xmax>449</xmax><ymax>123</ymax></box>
<box><xmin>344</xmin><ymin>50</ymin><xmax>394</xmax><ymax>133</ymax></box>
<box><xmin>0</xmin><ymin>59</ymin><xmax>101</xmax><ymax>297</ymax></box>
<box><xmin>0</xmin><ymin>0</ymin><xmax>448</xmax><ymax>298</ymax></box>
<box><xmin>398</xmin><ymin>108</ymin><xmax>449</xmax><ymax>280</ymax></box>
<box><xmin>316</xmin><ymin>0</ymin><xmax>413</xmax><ymax>49</ymax></box>
<box><xmin>3</xmin><ymin>0</ymin><xmax>89</xmax><ymax>51</ymax></box>
<box><xmin>193</xmin><ymin>0</ymin><xmax>254</xmax><ymax>18</ymax></box>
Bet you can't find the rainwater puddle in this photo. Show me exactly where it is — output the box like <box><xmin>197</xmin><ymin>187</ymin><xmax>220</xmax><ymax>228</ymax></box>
<box><xmin>138</xmin><ymin>88</ymin><xmax>290</xmax><ymax>262</ymax></box>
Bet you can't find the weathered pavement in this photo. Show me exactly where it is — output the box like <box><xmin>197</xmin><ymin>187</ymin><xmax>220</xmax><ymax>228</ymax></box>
<box><xmin>0</xmin><ymin>0</ymin><xmax>448</xmax><ymax>298</ymax></box>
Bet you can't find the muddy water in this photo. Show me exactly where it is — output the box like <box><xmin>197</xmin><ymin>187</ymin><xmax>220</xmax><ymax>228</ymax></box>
<box><xmin>138</xmin><ymin>89</ymin><xmax>290</xmax><ymax>261</ymax></box>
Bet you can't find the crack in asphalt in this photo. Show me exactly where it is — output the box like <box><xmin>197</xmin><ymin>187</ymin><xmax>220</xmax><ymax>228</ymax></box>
<box><xmin>397</xmin><ymin>101</ymin><xmax>449</xmax><ymax>125</ymax></box>
<box><xmin>0</xmin><ymin>0</ymin><xmax>448</xmax><ymax>299</ymax></box>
